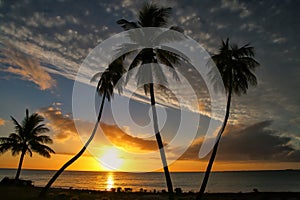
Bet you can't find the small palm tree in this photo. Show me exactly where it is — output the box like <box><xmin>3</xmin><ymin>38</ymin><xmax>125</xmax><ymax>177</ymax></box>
<box><xmin>116</xmin><ymin>3</ymin><xmax>188</xmax><ymax>198</ymax></box>
<box><xmin>0</xmin><ymin>109</ymin><xmax>55</xmax><ymax>180</ymax></box>
<box><xmin>39</xmin><ymin>57</ymin><xmax>125</xmax><ymax>197</ymax></box>
<box><xmin>196</xmin><ymin>38</ymin><xmax>259</xmax><ymax>200</ymax></box>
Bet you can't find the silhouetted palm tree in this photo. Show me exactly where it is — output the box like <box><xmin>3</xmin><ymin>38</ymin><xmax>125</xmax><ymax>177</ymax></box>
<box><xmin>0</xmin><ymin>109</ymin><xmax>54</xmax><ymax>180</ymax></box>
<box><xmin>39</xmin><ymin>57</ymin><xmax>125</xmax><ymax>197</ymax></box>
<box><xmin>197</xmin><ymin>38</ymin><xmax>259</xmax><ymax>200</ymax></box>
<box><xmin>116</xmin><ymin>3</ymin><xmax>188</xmax><ymax>198</ymax></box>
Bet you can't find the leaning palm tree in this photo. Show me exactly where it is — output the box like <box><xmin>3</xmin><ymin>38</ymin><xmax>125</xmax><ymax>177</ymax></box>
<box><xmin>39</xmin><ymin>57</ymin><xmax>125</xmax><ymax>197</ymax></box>
<box><xmin>0</xmin><ymin>109</ymin><xmax>55</xmax><ymax>181</ymax></box>
<box><xmin>116</xmin><ymin>3</ymin><xmax>188</xmax><ymax>198</ymax></box>
<box><xmin>196</xmin><ymin>38</ymin><xmax>259</xmax><ymax>200</ymax></box>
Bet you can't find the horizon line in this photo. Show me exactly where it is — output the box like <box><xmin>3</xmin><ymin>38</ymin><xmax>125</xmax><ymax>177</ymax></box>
<box><xmin>1</xmin><ymin>167</ymin><xmax>299</xmax><ymax>173</ymax></box>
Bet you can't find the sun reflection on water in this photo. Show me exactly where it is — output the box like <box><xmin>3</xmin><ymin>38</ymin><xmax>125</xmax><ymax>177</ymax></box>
<box><xmin>106</xmin><ymin>173</ymin><xmax>114</xmax><ymax>191</ymax></box>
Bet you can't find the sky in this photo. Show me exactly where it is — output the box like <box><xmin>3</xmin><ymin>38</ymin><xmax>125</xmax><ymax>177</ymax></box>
<box><xmin>0</xmin><ymin>0</ymin><xmax>300</xmax><ymax>172</ymax></box>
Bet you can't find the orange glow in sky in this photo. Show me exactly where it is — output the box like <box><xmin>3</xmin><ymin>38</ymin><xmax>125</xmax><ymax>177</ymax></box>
<box><xmin>99</xmin><ymin>147</ymin><xmax>124</xmax><ymax>171</ymax></box>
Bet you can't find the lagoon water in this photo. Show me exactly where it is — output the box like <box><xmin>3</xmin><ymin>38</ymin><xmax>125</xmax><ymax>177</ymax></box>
<box><xmin>0</xmin><ymin>169</ymin><xmax>299</xmax><ymax>193</ymax></box>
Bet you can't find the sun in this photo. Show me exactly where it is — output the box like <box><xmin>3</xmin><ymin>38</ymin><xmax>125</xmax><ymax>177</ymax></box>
<box><xmin>99</xmin><ymin>147</ymin><xmax>124</xmax><ymax>171</ymax></box>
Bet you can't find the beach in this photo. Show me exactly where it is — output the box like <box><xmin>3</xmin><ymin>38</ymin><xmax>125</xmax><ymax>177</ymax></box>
<box><xmin>1</xmin><ymin>185</ymin><xmax>300</xmax><ymax>200</ymax></box>
<box><xmin>2</xmin><ymin>169</ymin><xmax>300</xmax><ymax>199</ymax></box>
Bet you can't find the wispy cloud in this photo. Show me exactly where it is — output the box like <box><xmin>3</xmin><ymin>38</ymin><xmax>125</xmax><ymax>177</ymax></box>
<box><xmin>1</xmin><ymin>42</ymin><xmax>56</xmax><ymax>90</ymax></box>
<box><xmin>272</xmin><ymin>36</ymin><xmax>286</xmax><ymax>44</ymax></box>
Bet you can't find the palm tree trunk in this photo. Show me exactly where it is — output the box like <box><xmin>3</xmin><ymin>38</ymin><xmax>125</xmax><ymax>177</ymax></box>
<box><xmin>196</xmin><ymin>85</ymin><xmax>232</xmax><ymax>200</ymax></box>
<box><xmin>39</xmin><ymin>92</ymin><xmax>107</xmax><ymax>197</ymax></box>
<box><xmin>15</xmin><ymin>147</ymin><xmax>26</xmax><ymax>180</ymax></box>
<box><xmin>149</xmin><ymin>83</ymin><xmax>174</xmax><ymax>199</ymax></box>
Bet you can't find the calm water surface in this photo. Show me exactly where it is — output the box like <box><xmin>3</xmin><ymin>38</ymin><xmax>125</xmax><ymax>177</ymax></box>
<box><xmin>0</xmin><ymin>169</ymin><xmax>299</xmax><ymax>193</ymax></box>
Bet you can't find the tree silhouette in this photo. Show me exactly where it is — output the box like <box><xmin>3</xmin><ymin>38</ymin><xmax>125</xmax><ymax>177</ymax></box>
<box><xmin>116</xmin><ymin>3</ymin><xmax>189</xmax><ymax>198</ymax></box>
<box><xmin>197</xmin><ymin>38</ymin><xmax>259</xmax><ymax>200</ymax></box>
<box><xmin>0</xmin><ymin>109</ymin><xmax>54</xmax><ymax>180</ymax></box>
<box><xmin>39</xmin><ymin>57</ymin><xmax>125</xmax><ymax>197</ymax></box>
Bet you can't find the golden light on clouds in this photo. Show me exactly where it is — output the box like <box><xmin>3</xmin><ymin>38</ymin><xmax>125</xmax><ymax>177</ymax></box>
<box><xmin>0</xmin><ymin>118</ymin><xmax>5</xmax><ymax>126</ymax></box>
<box><xmin>2</xmin><ymin>42</ymin><xmax>56</xmax><ymax>90</ymax></box>
<box><xmin>100</xmin><ymin>123</ymin><xmax>159</xmax><ymax>152</ymax></box>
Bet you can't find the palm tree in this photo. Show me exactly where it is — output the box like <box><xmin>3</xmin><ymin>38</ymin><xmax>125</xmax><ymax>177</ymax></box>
<box><xmin>196</xmin><ymin>38</ymin><xmax>259</xmax><ymax>200</ymax></box>
<box><xmin>116</xmin><ymin>3</ymin><xmax>188</xmax><ymax>198</ymax></box>
<box><xmin>39</xmin><ymin>57</ymin><xmax>125</xmax><ymax>197</ymax></box>
<box><xmin>0</xmin><ymin>109</ymin><xmax>55</xmax><ymax>181</ymax></box>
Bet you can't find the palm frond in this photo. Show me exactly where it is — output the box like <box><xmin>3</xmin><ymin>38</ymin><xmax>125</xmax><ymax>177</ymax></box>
<box><xmin>96</xmin><ymin>56</ymin><xmax>126</xmax><ymax>101</ymax></box>
<box><xmin>212</xmin><ymin>38</ymin><xmax>259</xmax><ymax>95</ymax></box>
<box><xmin>0</xmin><ymin>143</ymin><xmax>14</xmax><ymax>154</ymax></box>
<box><xmin>0</xmin><ymin>137</ymin><xmax>14</xmax><ymax>143</ymax></box>
<box><xmin>138</xmin><ymin>3</ymin><xmax>171</xmax><ymax>27</ymax></box>
<box><xmin>11</xmin><ymin>145</ymin><xmax>23</xmax><ymax>156</ymax></box>
<box><xmin>31</xmin><ymin>143</ymin><xmax>55</xmax><ymax>158</ymax></box>
<box><xmin>10</xmin><ymin>116</ymin><xmax>23</xmax><ymax>138</ymax></box>
<box><xmin>0</xmin><ymin>132</ymin><xmax>24</xmax><ymax>156</ymax></box>
<box><xmin>156</xmin><ymin>49</ymin><xmax>181</xmax><ymax>82</ymax></box>
<box><xmin>27</xmin><ymin>147</ymin><xmax>33</xmax><ymax>157</ymax></box>
<box><xmin>34</xmin><ymin>135</ymin><xmax>53</xmax><ymax>144</ymax></box>
<box><xmin>169</xmin><ymin>26</ymin><xmax>184</xmax><ymax>33</ymax></box>
<box><xmin>125</xmin><ymin>50</ymin><xmax>144</xmax><ymax>85</ymax></box>
<box><xmin>239</xmin><ymin>57</ymin><xmax>259</xmax><ymax>69</ymax></box>
<box><xmin>32</xmin><ymin>124</ymin><xmax>50</xmax><ymax>135</ymax></box>
<box><xmin>154</xmin><ymin>27</ymin><xmax>186</xmax><ymax>45</ymax></box>
<box><xmin>236</xmin><ymin>44</ymin><xmax>254</xmax><ymax>57</ymax></box>
<box><xmin>151</xmin><ymin>62</ymin><xmax>168</xmax><ymax>86</ymax></box>
<box><xmin>97</xmin><ymin>70</ymin><xmax>114</xmax><ymax>101</ymax></box>
<box><xmin>115</xmin><ymin>44</ymin><xmax>139</xmax><ymax>59</ymax></box>
<box><xmin>117</xmin><ymin>19</ymin><xmax>140</xmax><ymax>30</ymax></box>
<box><xmin>90</xmin><ymin>72</ymin><xmax>103</xmax><ymax>83</ymax></box>
<box><xmin>159</xmin><ymin>45</ymin><xmax>190</xmax><ymax>63</ymax></box>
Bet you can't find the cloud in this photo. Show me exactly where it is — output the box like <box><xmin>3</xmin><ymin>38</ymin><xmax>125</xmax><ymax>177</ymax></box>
<box><xmin>1</xmin><ymin>42</ymin><xmax>56</xmax><ymax>90</ymax></box>
<box><xmin>221</xmin><ymin>0</ymin><xmax>251</xmax><ymax>18</ymax></box>
<box><xmin>180</xmin><ymin>121</ymin><xmax>300</xmax><ymax>162</ymax></box>
<box><xmin>272</xmin><ymin>36</ymin><xmax>286</xmax><ymax>44</ymax></box>
<box><xmin>39</xmin><ymin>106</ymin><xmax>79</xmax><ymax>141</ymax></box>
<box><xmin>100</xmin><ymin>123</ymin><xmax>161</xmax><ymax>152</ymax></box>
<box><xmin>0</xmin><ymin>118</ymin><xmax>5</xmax><ymax>126</ymax></box>
<box><xmin>39</xmin><ymin>105</ymin><xmax>159</xmax><ymax>151</ymax></box>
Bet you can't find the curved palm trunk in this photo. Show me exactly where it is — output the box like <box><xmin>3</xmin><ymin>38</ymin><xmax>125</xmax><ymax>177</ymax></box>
<box><xmin>39</xmin><ymin>92</ymin><xmax>107</xmax><ymax>197</ymax></box>
<box><xmin>196</xmin><ymin>85</ymin><xmax>232</xmax><ymax>200</ymax></box>
<box><xmin>15</xmin><ymin>147</ymin><xmax>26</xmax><ymax>180</ymax></box>
<box><xmin>149</xmin><ymin>83</ymin><xmax>174</xmax><ymax>200</ymax></box>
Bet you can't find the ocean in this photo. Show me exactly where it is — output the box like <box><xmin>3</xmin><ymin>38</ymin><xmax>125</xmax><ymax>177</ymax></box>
<box><xmin>0</xmin><ymin>169</ymin><xmax>299</xmax><ymax>193</ymax></box>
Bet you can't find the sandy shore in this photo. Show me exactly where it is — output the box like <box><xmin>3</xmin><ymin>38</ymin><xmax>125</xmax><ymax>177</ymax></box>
<box><xmin>1</xmin><ymin>185</ymin><xmax>300</xmax><ymax>200</ymax></box>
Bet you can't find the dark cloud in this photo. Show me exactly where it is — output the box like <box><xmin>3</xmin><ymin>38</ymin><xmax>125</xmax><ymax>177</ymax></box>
<box><xmin>180</xmin><ymin>121</ymin><xmax>300</xmax><ymax>162</ymax></box>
